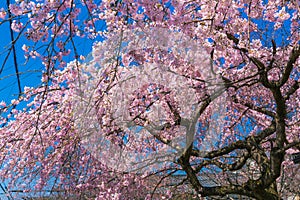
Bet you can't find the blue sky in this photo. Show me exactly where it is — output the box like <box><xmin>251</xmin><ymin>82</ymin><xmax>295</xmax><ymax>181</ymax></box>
<box><xmin>0</xmin><ymin>1</ymin><xmax>105</xmax><ymax>106</ymax></box>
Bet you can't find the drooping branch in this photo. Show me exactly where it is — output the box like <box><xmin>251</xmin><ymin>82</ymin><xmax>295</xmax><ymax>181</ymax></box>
<box><xmin>191</xmin><ymin>121</ymin><xmax>276</xmax><ymax>158</ymax></box>
<box><xmin>279</xmin><ymin>44</ymin><xmax>300</xmax><ymax>87</ymax></box>
<box><xmin>194</xmin><ymin>151</ymin><xmax>250</xmax><ymax>173</ymax></box>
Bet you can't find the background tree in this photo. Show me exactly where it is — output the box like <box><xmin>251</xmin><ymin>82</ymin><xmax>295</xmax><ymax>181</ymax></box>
<box><xmin>0</xmin><ymin>0</ymin><xmax>299</xmax><ymax>199</ymax></box>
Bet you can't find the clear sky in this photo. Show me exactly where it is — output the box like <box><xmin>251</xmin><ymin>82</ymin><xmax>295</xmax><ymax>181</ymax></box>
<box><xmin>0</xmin><ymin>1</ymin><xmax>104</xmax><ymax>105</ymax></box>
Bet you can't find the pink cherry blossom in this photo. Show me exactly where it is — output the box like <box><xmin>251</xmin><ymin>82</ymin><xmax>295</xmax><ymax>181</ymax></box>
<box><xmin>0</xmin><ymin>9</ymin><xmax>6</xmax><ymax>19</ymax></box>
<box><xmin>0</xmin><ymin>0</ymin><xmax>299</xmax><ymax>199</ymax></box>
<box><xmin>275</xmin><ymin>7</ymin><xmax>291</xmax><ymax>22</ymax></box>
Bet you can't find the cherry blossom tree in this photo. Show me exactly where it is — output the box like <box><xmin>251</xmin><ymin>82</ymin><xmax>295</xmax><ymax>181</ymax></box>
<box><xmin>0</xmin><ymin>0</ymin><xmax>300</xmax><ymax>199</ymax></box>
